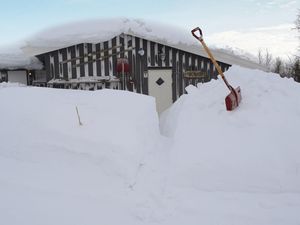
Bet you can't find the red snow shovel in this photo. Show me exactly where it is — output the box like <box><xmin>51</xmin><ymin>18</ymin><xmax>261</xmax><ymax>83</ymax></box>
<box><xmin>191</xmin><ymin>27</ymin><xmax>242</xmax><ymax>111</ymax></box>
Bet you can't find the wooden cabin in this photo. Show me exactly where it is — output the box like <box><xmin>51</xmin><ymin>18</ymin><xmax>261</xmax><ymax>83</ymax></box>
<box><xmin>34</xmin><ymin>33</ymin><xmax>232</xmax><ymax>112</ymax></box>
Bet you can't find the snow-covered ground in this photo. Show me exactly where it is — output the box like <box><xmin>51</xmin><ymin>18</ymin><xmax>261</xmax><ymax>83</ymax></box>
<box><xmin>1</xmin><ymin>66</ymin><xmax>300</xmax><ymax>225</ymax></box>
<box><xmin>0</xmin><ymin>83</ymin><xmax>168</xmax><ymax>225</ymax></box>
<box><xmin>160</xmin><ymin>66</ymin><xmax>300</xmax><ymax>224</ymax></box>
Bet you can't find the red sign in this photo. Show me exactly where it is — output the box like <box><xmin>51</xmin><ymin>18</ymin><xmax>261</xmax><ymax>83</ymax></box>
<box><xmin>117</xmin><ymin>58</ymin><xmax>130</xmax><ymax>73</ymax></box>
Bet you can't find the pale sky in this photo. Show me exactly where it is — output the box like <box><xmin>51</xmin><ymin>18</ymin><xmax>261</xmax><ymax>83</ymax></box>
<box><xmin>0</xmin><ymin>0</ymin><xmax>299</xmax><ymax>58</ymax></box>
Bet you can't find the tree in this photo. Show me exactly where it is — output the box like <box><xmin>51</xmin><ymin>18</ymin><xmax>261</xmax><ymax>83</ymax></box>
<box><xmin>258</xmin><ymin>49</ymin><xmax>264</xmax><ymax>65</ymax></box>
<box><xmin>264</xmin><ymin>49</ymin><xmax>273</xmax><ymax>70</ymax></box>
<box><xmin>283</xmin><ymin>57</ymin><xmax>294</xmax><ymax>78</ymax></box>
<box><xmin>296</xmin><ymin>9</ymin><xmax>300</xmax><ymax>54</ymax></box>
<box><xmin>257</xmin><ymin>48</ymin><xmax>273</xmax><ymax>71</ymax></box>
<box><xmin>296</xmin><ymin>10</ymin><xmax>300</xmax><ymax>32</ymax></box>
<box><xmin>273</xmin><ymin>57</ymin><xmax>283</xmax><ymax>75</ymax></box>
<box><xmin>293</xmin><ymin>59</ymin><xmax>300</xmax><ymax>82</ymax></box>
<box><xmin>292</xmin><ymin>10</ymin><xmax>300</xmax><ymax>81</ymax></box>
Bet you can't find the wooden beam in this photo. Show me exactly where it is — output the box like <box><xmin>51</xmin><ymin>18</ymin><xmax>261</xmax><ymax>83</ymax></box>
<box><xmin>72</xmin><ymin>47</ymin><xmax>135</xmax><ymax>68</ymax></box>
<box><xmin>184</xmin><ymin>70</ymin><xmax>208</xmax><ymax>78</ymax></box>
<box><xmin>60</xmin><ymin>44</ymin><xmax>122</xmax><ymax>64</ymax></box>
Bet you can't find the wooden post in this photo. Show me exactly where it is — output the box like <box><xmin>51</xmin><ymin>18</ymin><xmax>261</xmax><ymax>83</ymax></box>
<box><xmin>76</xmin><ymin>106</ymin><xmax>83</xmax><ymax>126</ymax></box>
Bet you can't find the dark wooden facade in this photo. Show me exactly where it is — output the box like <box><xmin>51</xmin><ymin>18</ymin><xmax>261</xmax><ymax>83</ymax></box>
<box><xmin>36</xmin><ymin>33</ymin><xmax>231</xmax><ymax>102</ymax></box>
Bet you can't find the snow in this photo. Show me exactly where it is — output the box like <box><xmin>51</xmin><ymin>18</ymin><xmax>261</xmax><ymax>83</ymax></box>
<box><xmin>0</xmin><ymin>46</ymin><xmax>43</xmax><ymax>70</ymax></box>
<box><xmin>21</xmin><ymin>18</ymin><xmax>194</xmax><ymax>54</ymax></box>
<box><xmin>159</xmin><ymin>66</ymin><xmax>300</xmax><ymax>224</ymax></box>
<box><xmin>21</xmin><ymin>18</ymin><xmax>266</xmax><ymax>71</ymax></box>
<box><xmin>161</xmin><ymin>66</ymin><xmax>300</xmax><ymax>193</ymax></box>
<box><xmin>1</xmin><ymin>66</ymin><xmax>300</xmax><ymax>224</ymax></box>
<box><xmin>0</xmin><ymin>84</ymin><xmax>166</xmax><ymax>225</ymax></box>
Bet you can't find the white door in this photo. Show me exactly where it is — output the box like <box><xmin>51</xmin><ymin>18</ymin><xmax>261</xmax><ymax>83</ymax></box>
<box><xmin>148</xmin><ymin>69</ymin><xmax>173</xmax><ymax>113</ymax></box>
<box><xmin>7</xmin><ymin>71</ymin><xmax>27</xmax><ymax>85</ymax></box>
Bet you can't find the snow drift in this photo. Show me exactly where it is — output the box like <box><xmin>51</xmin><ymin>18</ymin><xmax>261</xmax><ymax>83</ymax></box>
<box><xmin>1</xmin><ymin>65</ymin><xmax>300</xmax><ymax>225</ymax></box>
<box><xmin>159</xmin><ymin>66</ymin><xmax>300</xmax><ymax>224</ymax></box>
<box><xmin>161</xmin><ymin>65</ymin><xmax>300</xmax><ymax>192</ymax></box>
<box><xmin>0</xmin><ymin>85</ymin><xmax>167</xmax><ymax>225</ymax></box>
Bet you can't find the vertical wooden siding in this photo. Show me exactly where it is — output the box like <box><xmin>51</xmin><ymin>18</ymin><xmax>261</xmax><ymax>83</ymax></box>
<box><xmin>39</xmin><ymin>34</ymin><xmax>231</xmax><ymax>101</ymax></box>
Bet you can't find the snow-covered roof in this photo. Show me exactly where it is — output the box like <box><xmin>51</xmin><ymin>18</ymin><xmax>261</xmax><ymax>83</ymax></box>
<box><xmin>0</xmin><ymin>47</ymin><xmax>43</xmax><ymax>70</ymax></box>
<box><xmin>21</xmin><ymin>18</ymin><xmax>266</xmax><ymax>71</ymax></box>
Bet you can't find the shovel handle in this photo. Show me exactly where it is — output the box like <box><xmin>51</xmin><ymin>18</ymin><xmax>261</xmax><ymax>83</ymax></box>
<box><xmin>191</xmin><ymin>27</ymin><xmax>233</xmax><ymax>92</ymax></box>
<box><xmin>191</xmin><ymin>27</ymin><xmax>203</xmax><ymax>40</ymax></box>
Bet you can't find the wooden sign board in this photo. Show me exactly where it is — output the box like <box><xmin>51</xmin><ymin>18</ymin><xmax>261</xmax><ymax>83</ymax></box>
<box><xmin>184</xmin><ymin>71</ymin><xmax>207</xmax><ymax>79</ymax></box>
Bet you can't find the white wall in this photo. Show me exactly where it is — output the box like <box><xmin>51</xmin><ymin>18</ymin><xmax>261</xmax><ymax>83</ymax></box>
<box><xmin>7</xmin><ymin>71</ymin><xmax>27</xmax><ymax>85</ymax></box>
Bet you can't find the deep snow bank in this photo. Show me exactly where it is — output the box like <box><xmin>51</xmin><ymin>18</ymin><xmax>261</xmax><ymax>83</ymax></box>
<box><xmin>161</xmin><ymin>66</ymin><xmax>300</xmax><ymax>193</ymax></box>
<box><xmin>1</xmin><ymin>65</ymin><xmax>300</xmax><ymax>225</ymax></box>
<box><xmin>0</xmin><ymin>85</ymin><xmax>167</xmax><ymax>225</ymax></box>
<box><xmin>0</xmin><ymin>85</ymin><xmax>160</xmax><ymax>152</ymax></box>
<box><xmin>158</xmin><ymin>66</ymin><xmax>300</xmax><ymax>224</ymax></box>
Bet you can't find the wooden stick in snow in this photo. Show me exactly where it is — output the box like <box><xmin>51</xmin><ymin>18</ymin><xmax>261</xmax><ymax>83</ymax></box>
<box><xmin>76</xmin><ymin>106</ymin><xmax>83</xmax><ymax>126</ymax></box>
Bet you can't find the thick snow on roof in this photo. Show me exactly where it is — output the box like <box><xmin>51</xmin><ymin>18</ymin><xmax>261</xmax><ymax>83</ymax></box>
<box><xmin>22</xmin><ymin>18</ymin><xmax>193</xmax><ymax>54</ymax></box>
<box><xmin>21</xmin><ymin>18</ymin><xmax>266</xmax><ymax>71</ymax></box>
<box><xmin>0</xmin><ymin>46</ymin><xmax>43</xmax><ymax>70</ymax></box>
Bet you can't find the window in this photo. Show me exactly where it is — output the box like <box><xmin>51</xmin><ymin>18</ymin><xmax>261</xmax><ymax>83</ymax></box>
<box><xmin>0</xmin><ymin>71</ymin><xmax>7</xmax><ymax>82</ymax></box>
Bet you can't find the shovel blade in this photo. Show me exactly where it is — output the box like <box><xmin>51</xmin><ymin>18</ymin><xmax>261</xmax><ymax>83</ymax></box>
<box><xmin>225</xmin><ymin>86</ymin><xmax>242</xmax><ymax>111</ymax></box>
